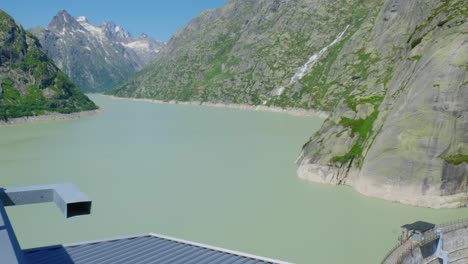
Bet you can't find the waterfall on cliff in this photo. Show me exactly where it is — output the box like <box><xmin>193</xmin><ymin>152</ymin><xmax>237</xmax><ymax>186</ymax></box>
<box><xmin>273</xmin><ymin>25</ymin><xmax>350</xmax><ymax>96</ymax></box>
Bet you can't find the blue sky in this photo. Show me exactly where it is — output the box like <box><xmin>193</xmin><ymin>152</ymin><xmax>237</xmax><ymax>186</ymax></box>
<box><xmin>0</xmin><ymin>0</ymin><xmax>228</xmax><ymax>41</ymax></box>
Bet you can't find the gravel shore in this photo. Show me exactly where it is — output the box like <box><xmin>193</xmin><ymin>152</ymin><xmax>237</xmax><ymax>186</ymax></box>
<box><xmin>107</xmin><ymin>95</ymin><xmax>330</xmax><ymax>119</ymax></box>
<box><xmin>0</xmin><ymin>109</ymin><xmax>100</xmax><ymax>126</ymax></box>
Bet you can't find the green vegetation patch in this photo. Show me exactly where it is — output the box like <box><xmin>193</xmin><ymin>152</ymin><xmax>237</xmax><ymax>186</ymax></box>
<box><xmin>409</xmin><ymin>55</ymin><xmax>422</xmax><ymax>61</ymax></box>
<box><xmin>442</xmin><ymin>154</ymin><xmax>468</xmax><ymax>165</ymax></box>
<box><xmin>0</xmin><ymin>80</ymin><xmax>48</xmax><ymax>120</ymax></box>
<box><xmin>407</xmin><ymin>0</ymin><xmax>467</xmax><ymax>49</ymax></box>
<box><xmin>410</xmin><ymin>37</ymin><xmax>423</xmax><ymax>49</ymax></box>
<box><xmin>0</xmin><ymin>71</ymin><xmax>96</xmax><ymax>120</ymax></box>
<box><xmin>331</xmin><ymin>109</ymin><xmax>379</xmax><ymax>166</ymax></box>
<box><xmin>345</xmin><ymin>96</ymin><xmax>383</xmax><ymax>112</ymax></box>
<box><xmin>299</xmin><ymin>35</ymin><xmax>350</xmax><ymax>109</ymax></box>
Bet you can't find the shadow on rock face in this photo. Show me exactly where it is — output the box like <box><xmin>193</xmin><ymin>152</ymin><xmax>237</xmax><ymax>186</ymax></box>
<box><xmin>441</xmin><ymin>162</ymin><xmax>467</xmax><ymax>196</ymax></box>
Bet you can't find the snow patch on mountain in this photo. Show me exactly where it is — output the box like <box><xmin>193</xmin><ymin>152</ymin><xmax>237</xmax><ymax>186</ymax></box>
<box><xmin>78</xmin><ymin>20</ymin><xmax>104</xmax><ymax>38</ymax></box>
<box><xmin>76</xmin><ymin>16</ymin><xmax>88</xmax><ymax>23</ymax></box>
<box><xmin>122</xmin><ymin>41</ymin><xmax>150</xmax><ymax>50</ymax></box>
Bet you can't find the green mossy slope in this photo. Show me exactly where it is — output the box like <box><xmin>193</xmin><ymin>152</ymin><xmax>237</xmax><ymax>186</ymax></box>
<box><xmin>0</xmin><ymin>10</ymin><xmax>96</xmax><ymax>120</ymax></box>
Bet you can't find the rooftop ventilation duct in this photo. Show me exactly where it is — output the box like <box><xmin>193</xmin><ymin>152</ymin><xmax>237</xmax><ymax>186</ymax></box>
<box><xmin>0</xmin><ymin>183</ymin><xmax>92</xmax><ymax>264</ymax></box>
<box><xmin>0</xmin><ymin>183</ymin><xmax>92</xmax><ymax>218</ymax></box>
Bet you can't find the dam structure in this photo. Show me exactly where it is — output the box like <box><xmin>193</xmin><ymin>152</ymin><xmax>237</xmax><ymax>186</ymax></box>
<box><xmin>382</xmin><ymin>219</ymin><xmax>468</xmax><ymax>264</ymax></box>
<box><xmin>0</xmin><ymin>183</ymin><xmax>291</xmax><ymax>264</ymax></box>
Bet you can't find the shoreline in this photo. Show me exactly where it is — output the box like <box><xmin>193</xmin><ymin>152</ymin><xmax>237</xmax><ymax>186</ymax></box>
<box><xmin>0</xmin><ymin>109</ymin><xmax>100</xmax><ymax>126</ymax></box>
<box><xmin>296</xmin><ymin>164</ymin><xmax>468</xmax><ymax>209</ymax></box>
<box><xmin>105</xmin><ymin>95</ymin><xmax>330</xmax><ymax>119</ymax></box>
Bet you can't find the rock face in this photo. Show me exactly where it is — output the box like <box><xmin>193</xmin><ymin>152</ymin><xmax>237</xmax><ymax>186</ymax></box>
<box><xmin>296</xmin><ymin>0</ymin><xmax>467</xmax><ymax>208</ymax></box>
<box><xmin>0</xmin><ymin>10</ymin><xmax>96</xmax><ymax>120</ymax></box>
<box><xmin>112</xmin><ymin>0</ymin><xmax>374</xmax><ymax>104</ymax></box>
<box><xmin>29</xmin><ymin>10</ymin><xmax>164</xmax><ymax>92</ymax></box>
<box><xmin>112</xmin><ymin>0</ymin><xmax>467</xmax><ymax>208</ymax></box>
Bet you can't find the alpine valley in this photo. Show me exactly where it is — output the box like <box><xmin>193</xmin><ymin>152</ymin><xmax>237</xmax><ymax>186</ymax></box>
<box><xmin>112</xmin><ymin>0</ymin><xmax>468</xmax><ymax>208</ymax></box>
<box><xmin>0</xmin><ymin>2</ymin><xmax>467</xmax><ymax>263</ymax></box>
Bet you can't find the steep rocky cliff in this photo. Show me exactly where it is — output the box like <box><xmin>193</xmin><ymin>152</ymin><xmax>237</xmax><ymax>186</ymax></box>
<box><xmin>296</xmin><ymin>0</ymin><xmax>467</xmax><ymax>208</ymax></box>
<box><xmin>112</xmin><ymin>0</ymin><xmax>467</xmax><ymax>208</ymax></box>
<box><xmin>0</xmin><ymin>10</ymin><xmax>96</xmax><ymax>120</ymax></box>
<box><xmin>30</xmin><ymin>10</ymin><xmax>164</xmax><ymax>92</ymax></box>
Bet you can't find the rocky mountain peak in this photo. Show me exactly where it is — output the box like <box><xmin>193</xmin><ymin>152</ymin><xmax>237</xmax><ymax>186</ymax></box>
<box><xmin>30</xmin><ymin>10</ymin><xmax>165</xmax><ymax>92</ymax></box>
<box><xmin>102</xmin><ymin>20</ymin><xmax>131</xmax><ymax>41</ymax></box>
<box><xmin>48</xmin><ymin>10</ymin><xmax>82</xmax><ymax>32</ymax></box>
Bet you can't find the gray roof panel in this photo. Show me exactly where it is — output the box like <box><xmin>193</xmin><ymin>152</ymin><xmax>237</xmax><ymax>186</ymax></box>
<box><xmin>23</xmin><ymin>234</ymin><xmax>292</xmax><ymax>264</ymax></box>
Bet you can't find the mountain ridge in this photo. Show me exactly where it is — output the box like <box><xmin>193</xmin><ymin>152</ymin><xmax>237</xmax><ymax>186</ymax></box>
<box><xmin>0</xmin><ymin>9</ymin><xmax>97</xmax><ymax>120</ymax></box>
<box><xmin>30</xmin><ymin>10</ymin><xmax>164</xmax><ymax>92</ymax></box>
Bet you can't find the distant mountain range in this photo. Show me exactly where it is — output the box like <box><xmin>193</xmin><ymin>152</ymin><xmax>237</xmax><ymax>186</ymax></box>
<box><xmin>0</xmin><ymin>10</ymin><xmax>96</xmax><ymax>120</ymax></box>
<box><xmin>30</xmin><ymin>10</ymin><xmax>164</xmax><ymax>92</ymax></box>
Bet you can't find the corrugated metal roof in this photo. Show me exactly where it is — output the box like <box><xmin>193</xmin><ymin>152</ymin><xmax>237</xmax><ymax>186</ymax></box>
<box><xmin>23</xmin><ymin>233</ymin><xmax>292</xmax><ymax>264</ymax></box>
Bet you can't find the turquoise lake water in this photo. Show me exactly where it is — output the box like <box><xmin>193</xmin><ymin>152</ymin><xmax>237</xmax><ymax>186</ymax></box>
<box><xmin>1</xmin><ymin>94</ymin><xmax>466</xmax><ymax>263</ymax></box>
